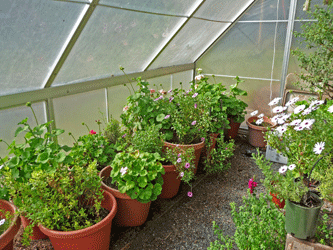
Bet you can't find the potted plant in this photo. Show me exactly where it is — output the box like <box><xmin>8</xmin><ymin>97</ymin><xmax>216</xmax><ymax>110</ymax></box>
<box><xmin>100</xmin><ymin>150</ymin><xmax>164</xmax><ymax>227</ymax></box>
<box><xmin>69</xmin><ymin>119</ymin><xmax>118</xmax><ymax>172</ymax></box>
<box><xmin>253</xmin><ymin>99</ymin><xmax>333</xmax><ymax>239</ymax></box>
<box><xmin>0</xmin><ymin>102</ymin><xmax>73</xmax><ymax>241</ymax></box>
<box><xmin>12</xmin><ymin>160</ymin><xmax>117</xmax><ymax>250</ymax></box>
<box><xmin>0</xmin><ymin>199</ymin><xmax>21</xmax><ymax>250</ymax></box>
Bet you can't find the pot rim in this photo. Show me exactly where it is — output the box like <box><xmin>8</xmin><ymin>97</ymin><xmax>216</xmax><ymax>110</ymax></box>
<box><xmin>246</xmin><ymin>116</ymin><xmax>276</xmax><ymax>131</ymax></box>
<box><xmin>287</xmin><ymin>192</ymin><xmax>323</xmax><ymax>209</ymax></box>
<box><xmin>0</xmin><ymin>199</ymin><xmax>21</xmax><ymax>247</ymax></box>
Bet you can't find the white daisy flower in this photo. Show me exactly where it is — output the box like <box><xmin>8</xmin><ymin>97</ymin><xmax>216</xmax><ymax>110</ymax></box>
<box><xmin>251</xmin><ymin>110</ymin><xmax>258</xmax><ymax>116</ymax></box>
<box><xmin>288</xmin><ymin>164</ymin><xmax>296</xmax><ymax>171</ymax></box>
<box><xmin>255</xmin><ymin>118</ymin><xmax>264</xmax><ymax>125</ymax></box>
<box><xmin>268</xmin><ymin>97</ymin><xmax>282</xmax><ymax>106</ymax></box>
<box><xmin>275</xmin><ymin>125</ymin><xmax>287</xmax><ymax>136</ymax></box>
<box><xmin>300</xmin><ymin>119</ymin><xmax>315</xmax><ymax>129</ymax></box>
<box><xmin>302</xmin><ymin>107</ymin><xmax>312</xmax><ymax>115</ymax></box>
<box><xmin>272</xmin><ymin>106</ymin><xmax>287</xmax><ymax>114</ymax></box>
<box><xmin>279</xmin><ymin>165</ymin><xmax>288</xmax><ymax>174</ymax></box>
<box><xmin>293</xmin><ymin>105</ymin><xmax>306</xmax><ymax>114</ymax></box>
<box><xmin>0</xmin><ymin>219</ymin><xmax>5</xmax><ymax>226</ymax></box>
<box><xmin>258</xmin><ymin>113</ymin><xmax>264</xmax><ymax>119</ymax></box>
<box><xmin>281</xmin><ymin>114</ymin><xmax>291</xmax><ymax>120</ymax></box>
<box><xmin>290</xmin><ymin>119</ymin><xmax>302</xmax><ymax>126</ymax></box>
<box><xmin>120</xmin><ymin>167</ymin><xmax>128</xmax><ymax>176</ymax></box>
<box><xmin>294</xmin><ymin>125</ymin><xmax>304</xmax><ymax>131</ymax></box>
<box><xmin>313</xmin><ymin>142</ymin><xmax>325</xmax><ymax>154</ymax></box>
<box><xmin>277</xmin><ymin>118</ymin><xmax>285</xmax><ymax>125</ymax></box>
<box><xmin>271</xmin><ymin>115</ymin><xmax>281</xmax><ymax>124</ymax></box>
<box><xmin>328</xmin><ymin>105</ymin><xmax>333</xmax><ymax>113</ymax></box>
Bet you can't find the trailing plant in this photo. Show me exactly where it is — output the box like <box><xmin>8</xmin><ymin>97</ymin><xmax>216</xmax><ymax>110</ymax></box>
<box><xmin>204</xmin><ymin>138</ymin><xmax>235</xmax><ymax>174</ymax></box>
<box><xmin>10</xmin><ymin>161</ymin><xmax>104</xmax><ymax>245</ymax></box>
<box><xmin>110</xmin><ymin>150</ymin><xmax>165</xmax><ymax>203</ymax></box>
<box><xmin>69</xmin><ymin>121</ymin><xmax>117</xmax><ymax>171</ymax></box>
<box><xmin>291</xmin><ymin>2</ymin><xmax>333</xmax><ymax>99</ymax></box>
<box><xmin>0</xmin><ymin>209</ymin><xmax>13</xmax><ymax>236</ymax></box>
<box><xmin>208</xmin><ymin>190</ymin><xmax>286</xmax><ymax>250</ymax></box>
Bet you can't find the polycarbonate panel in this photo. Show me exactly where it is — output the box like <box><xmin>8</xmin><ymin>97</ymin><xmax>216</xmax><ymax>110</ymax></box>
<box><xmin>194</xmin><ymin>0</ymin><xmax>253</xmax><ymax>22</ymax></box>
<box><xmin>295</xmin><ymin>0</ymin><xmax>323</xmax><ymax>19</ymax></box>
<box><xmin>172</xmin><ymin>70</ymin><xmax>193</xmax><ymax>90</ymax></box>
<box><xmin>100</xmin><ymin>0</ymin><xmax>202</xmax><ymax>16</ymax></box>
<box><xmin>147</xmin><ymin>75</ymin><xmax>172</xmax><ymax>92</ymax></box>
<box><xmin>240</xmin><ymin>0</ymin><xmax>290</xmax><ymax>21</ymax></box>
<box><xmin>288</xmin><ymin>21</ymin><xmax>315</xmax><ymax>75</ymax></box>
<box><xmin>210</xmin><ymin>76</ymin><xmax>281</xmax><ymax>128</ymax></box>
<box><xmin>53</xmin><ymin>6</ymin><xmax>186</xmax><ymax>86</ymax></box>
<box><xmin>150</xmin><ymin>19</ymin><xmax>230</xmax><ymax>69</ymax></box>
<box><xmin>0</xmin><ymin>102</ymin><xmax>46</xmax><ymax>157</ymax></box>
<box><xmin>53</xmin><ymin>89</ymin><xmax>107</xmax><ymax>146</ymax></box>
<box><xmin>197</xmin><ymin>22</ymin><xmax>287</xmax><ymax>80</ymax></box>
<box><xmin>0</xmin><ymin>0</ymin><xmax>86</xmax><ymax>96</ymax></box>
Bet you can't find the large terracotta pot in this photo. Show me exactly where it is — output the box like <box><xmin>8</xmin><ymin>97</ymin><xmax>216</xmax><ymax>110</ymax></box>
<box><xmin>21</xmin><ymin>216</ymin><xmax>48</xmax><ymax>240</ymax></box>
<box><xmin>246</xmin><ymin>116</ymin><xmax>274</xmax><ymax>148</ymax></box>
<box><xmin>159</xmin><ymin>164</ymin><xmax>181</xmax><ymax>199</ymax></box>
<box><xmin>163</xmin><ymin>140</ymin><xmax>205</xmax><ymax>175</ymax></box>
<box><xmin>38</xmin><ymin>191</ymin><xmax>117</xmax><ymax>250</ymax></box>
<box><xmin>227</xmin><ymin>118</ymin><xmax>241</xmax><ymax>139</ymax></box>
<box><xmin>99</xmin><ymin>166</ymin><xmax>151</xmax><ymax>227</ymax></box>
<box><xmin>0</xmin><ymin>200</ymin><xmax>21</xmax><ymax>250</ymax></box>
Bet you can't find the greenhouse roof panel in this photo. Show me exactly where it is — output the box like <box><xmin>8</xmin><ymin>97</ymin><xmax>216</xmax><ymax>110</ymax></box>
<box><xmin>0</xmin><ymin>0</ymin><xmax>86</xmax><ymax>96</ymax></box>
<box><xmin>193</xmin><ymin>0</ymin><xmax>254</xmax><ymax>22</ymax></box>
<box><xmin>148</xmin><ymin>19</ymin><xmax>230</xmax><ymax>70</ymax></box>
<box><xmin>99</xmin><ymin>0</ymin><xmax>203</xmax><ymax>16</ymax></box>
<box><xmin>53</xmin><ymin>6</ymin><xmax>186</xmax><ymax>86</ymax></box>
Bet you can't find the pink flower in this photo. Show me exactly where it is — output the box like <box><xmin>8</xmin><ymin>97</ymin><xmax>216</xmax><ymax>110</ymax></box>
<box><xmin>164</xmin><ymin>115</ymin><xmax>170</xmax><ymax>119</ymax></box>
<box><xmin>89</xmin><ymin>130</ymin><xmax>96</xmax><ymax>135</ymax></box>
<box><xmin>123</xmin><ymin>106</ymin><xmax>129</xmax><ymax>112</ymax></box>
<box><xmin>194</xmin><ymin>103</ymin><xmax>197</xmax><ymax>109</ymax></box>
<box><xmin>122</xmin><ymin>133</ymin><xmax>127</xmax><ymax>138</ymax></box>
<box><xmin>150</xmin><ymin>89</ymin><xmax>155</xmax><ymax>94</ymax></box>
<box><xmin>248</xmin><ymin>178</ymin><xmax>257</xmax><ymax>194</ymax></box>
<box><xmin>185</xmin><ymin>163</ymin><xmax>190</xmax><ymax>169</ymax></box>
<box><xmin>180</xmin><ymin>172</ymin><xmax>184</xmax><ymax>177</ymax></box>
<box><xmin>187</xmin><ymin>191</ymin><xmax>193</xmax><ymax>197</ymax></box>
<box><xmin>192</xmin><ymin>93</ymin><xmax>198</xmax><ymax>98</ymax></box>
<box><xmin>169</xmin><ymin>97</ymin><xmax>174</xmax><ymax>102</ymax></box>
<box><xmin>178</xmin><ymin>153</ymin><xmax>181</xmax><ymax>157</ymax></box>
<box><xmin>191</xmin><ymin>121</ymin><xmax>196</xmax><ymax>126</ymax></box>
<box><xmin>177</xmin><ymin>158</ymin><xmax>182</xmax><ymax>163</ymax></box>
<box><xmin>201</xmin><ymin>137</ymin><xmax>205</xmax><ymax>142</ymax></box>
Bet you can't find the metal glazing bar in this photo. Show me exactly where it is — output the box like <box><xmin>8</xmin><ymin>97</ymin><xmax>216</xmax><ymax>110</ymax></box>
<box><xmin>204</xmin><ymin>74</ymin><xmax>280</xmax><ymax>82</ymax></box>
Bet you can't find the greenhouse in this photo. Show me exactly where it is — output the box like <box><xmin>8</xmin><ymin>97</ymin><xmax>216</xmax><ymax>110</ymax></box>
<box><xmin>0</xmin><ymin>0</ymin><xmax>332</xmax><ymax>249</ymax></box>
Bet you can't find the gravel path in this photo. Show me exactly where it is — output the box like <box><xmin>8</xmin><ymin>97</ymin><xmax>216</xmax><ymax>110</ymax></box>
<box><xmin>13</xmin><ymin>135</ymin><xmax>281</xmax><ymax>250</ymax></box>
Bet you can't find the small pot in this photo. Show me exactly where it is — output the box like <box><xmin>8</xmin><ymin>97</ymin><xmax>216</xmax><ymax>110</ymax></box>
<box><xmin>159</xmin><ymin>164</ymin><xmax>181</xmax><ymax>199</ymax></box>
<box><xmin>39</xmin><ymin>191</ymin><xmax>117</xmax><ymax>250</ymax></box>
<box><xmin>227</xmin><ymin>118</ymin><xmax>241</xmax><ymax>139</ymax></box>
<box><xmin>0</xmin><ymin>200</ymin><xmax>21</xmax><ymax>250</ymax></box>
<box><xmin>100</xmin><ymin>166</ymin><xmax>151</xmax><ymax>227</ymax></box>
<box><xmin>246</xmin><ymin>116</ymin><xmax>274</xmax><ymax>148</ymax></box>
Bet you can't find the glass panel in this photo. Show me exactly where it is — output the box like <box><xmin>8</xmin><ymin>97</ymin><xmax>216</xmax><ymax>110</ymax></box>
<box><xmin>53</xmin><ymin>6</ymin><xmax>185</xmax><ymax>86</ymax></box>
<box><xmin>295</xmin><ymin>0</ymin><xmax>324</xmax><ymax>20</ymax></box>
<box><xmin>149</xmin><ymin>19</ymin><xmax>230</xmax><ymax>69</ymax></box>
<box><xmin>0</xmin><ymin>0</ymin><xmax>86</xmax><ymax>96</ymax></box>
<box><xmin>197</xmin><ymin>22</ymin><xmax>287</xmax><ymax>80</ymax></box>
<box><xmin>240</xmin><ymin>0</ymin><xmax>290</xmax><ymax>21</ymax></box>
<box><xmin>194</xmin><ymin>0</ymin><xmax>254</xmax><ymax>22</ymax></box>
<box><xmin>173</xmin><ymin>70</ymin><xmax>193</xmax><ymax>90</ymax></box>
<box><xmin>53</xmin><ymin>89</ymin><xmax>107</xmax><ymax>146</ymax></box>
<box><xmin>0</xmin><ymin>102</ymin><xmax>46</xmax><ymax>157</ymax></box>
<box><xmin>211</xmin><ymin>76</ymin><xmax>281</xmax><ymax>128</ymax></box>
<box><xmin>99</xmin><ymin>0</ymin><xmax>202</xmax><ymax>16</ymax></box>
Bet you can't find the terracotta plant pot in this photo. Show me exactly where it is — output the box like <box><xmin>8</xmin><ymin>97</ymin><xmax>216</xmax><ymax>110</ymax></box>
<box><xmin>227</xmin><ymin>118</ymin><xmax>241</xmax><ymax>139</ymax></box>
<box><xmin>163</xmin><ymin>140</ymin><xmax>205</xmax><ymax>175</ymax></box>
<box><xmin>0</xmin><ymin>200</ymin><xmax>21</xmax><ymax>250</ymax></box>
<box><xmin>38</xmin><ymin>191</ymin><xmax>117</xmax><ymax>250</ymax></box>
<box><xmin>21</xmin><ymin>216</ymin><xmax>48</xmax><ymax>240</ymax></box>
<box><xmin>270</xmin><ymin>192</ymin><xmax>285</xmax><ymax>209</ymax></box>
<box><xmin>246</xmin><ymin>116</ymin><xmax>274</xmax><ymax>148</ymax></box>
<box><xmin>159</xmin><ymin>164</ymin><xmax>182</xmax><ymax>199</ymax></box>
<box><xmin>100</xmin><ymin>166</ymin><xmax>151</xmax><ymax>227</ymax></box>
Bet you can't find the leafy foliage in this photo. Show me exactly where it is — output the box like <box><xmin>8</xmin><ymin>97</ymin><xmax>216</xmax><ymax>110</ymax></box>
<box><xmin>291</xmin><ymin>3</ymin><xmax>333</xmax><ymax>99</ymax></box>
<box><xmin>0</xmin><ymin>209</ymin><xmax>13</xmax><ymax>236</ymax></box>
<box><xmin>315</xmin><ymin>213</ymin><xmax>333</xmax><ymax>246</ymax></box>
<box><xmin>110</xmin><ymin>150</ymin><xmax>165</xmax><ymax>203</ymax></box>
<box><xmin>104</xmin><ymin>117</ymin><xmax>122</xmax><ymax>144</ymax></box>
<box><xmin>208</xmin><ymin>192</ymin><xmax>286</xmax><ymax>250</ymax></box>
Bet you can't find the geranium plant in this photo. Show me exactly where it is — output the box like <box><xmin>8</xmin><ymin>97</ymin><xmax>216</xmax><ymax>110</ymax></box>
<box><xmin>253</xmin><ymin>98</ymin><xmax>333</xmax><ymax>204</ymax></box>
<box><xmin>110</xmin><ymin>150</ymin><xmax>165</xmax><ymax>203</ymax></box>
<box><xmin>69</xmin><ymin>120</ymin><xmax>118</xmax><ymax>171</ymax></box>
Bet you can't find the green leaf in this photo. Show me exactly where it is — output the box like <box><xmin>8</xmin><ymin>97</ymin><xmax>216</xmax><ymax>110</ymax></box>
<box><xmin>156</xmin><ymin>113</ymin><xmax>165</xmax><ymax>122</ymax></box>
<box><xmin>127</xmin><ymin>187</ymin><xmax>140</xmax><ymax>199</ymax></box>
<box><xmin>36</xmin><ymin>152</ymin><xmax>50</xmax><ymax>164</ymax></box>
<box><xmin>139</xmin><ymin>189</ymin><xmax>152</xmax><ymax>201</ymax></box>
<box><xmin>53</xmin><ymin>129</ymin><xmax>65</xmax><ymax>136</ymax></box>
<box><xmin>137</xmin><ymin>176</ymin><xmax>148</xmax><ymax>188</ymax></box>
<box><xmin>14</xmin><ymin>127</ymin><xmax>25</xmax><ymax>137</ymax></box>
<box><xmin>126</xmin><ymin>180</ymin><xmax>135</xmax><ymax>190</ymax></box>
<box><xmin>61</xmin><ymin>145</ymin><xmax>72</xmax><ymax>152</ymax></box>
<box><xmin>118</xmin><ymin>185</ymin><xmax>127</xmax><ymax>194</ymax></box>
<box><xmin>8</xmin><ymin>156</ymin><xmax>19</xmax><ymax>168</ymax></box>
<box><xmin>55</xmin><ymin>152</ymin><xmax>66</xmax><ymax>163</ymax></box>
<box><xmin>153</xmin><ymin>183</ymin><xmax>163</xmax><ymax>195</ymax></box>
